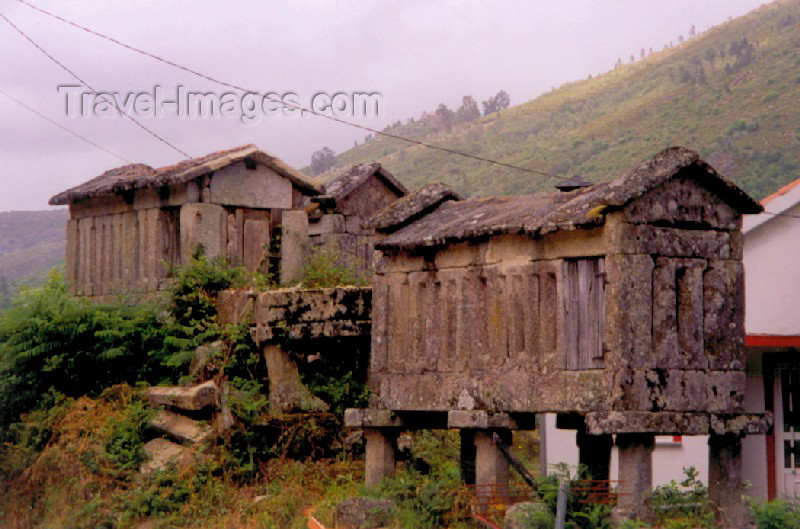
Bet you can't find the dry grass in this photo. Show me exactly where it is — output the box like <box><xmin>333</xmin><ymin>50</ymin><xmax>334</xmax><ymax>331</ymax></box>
<box><xmin>0</xmin><ymin>386</ymin><xmax>366</xmax><ymax>529</ymax></box>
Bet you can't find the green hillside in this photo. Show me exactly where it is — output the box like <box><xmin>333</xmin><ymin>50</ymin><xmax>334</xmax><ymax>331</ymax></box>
<box><xmin>326</xmin><ymin>0</ymin><xmax>800</xmax><ymax>200</ymax></box>
<box><xmin>0</xmin><ymin>210</ymin><xmax>67</xmax><ymax>306</ymax></box>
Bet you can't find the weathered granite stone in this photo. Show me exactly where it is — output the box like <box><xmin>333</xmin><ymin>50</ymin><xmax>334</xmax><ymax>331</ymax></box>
<box><xmin>263</xmin><ymin>344</ymin><xmax>327</xmax><ymax>413</ymax></box>
<box><xmin>279</xmin><ymin>210</ymin><xmax>309</xmax><ymax>284</ymax></box>
<box><xmin>333</xmin><ymin>497</ymin><xmax>397</xmax><ymax>529</ymax></box>
<box><xmin>180</xmin><ymin>203</ymin><xmax>227</xmax><ymax>262</ymax></box>
<box><xmin>364</xmin><ymin>429</ymin><xmax>397</xmax><ymax>487</ymax></box>
<box><xmin>145</xmin><ymin>381</ymin><xmax>217</xmax><ymax>411</ymax></box>
<box><xmin>708</xmin><ymin>435</ymin><xmax>754</xmax><ymax>529</ymax></box>
<box><xmin>613</xmin><ymin>433</ymin><xmax>654</xmax><ymax>523</ymax></box>
<box><xmin>148</xmin><ymin>410</ymin><xmax>214</xmax><ymax>445</ymax></box>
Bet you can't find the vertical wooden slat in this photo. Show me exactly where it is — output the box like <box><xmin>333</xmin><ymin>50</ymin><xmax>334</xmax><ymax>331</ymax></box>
<box><xmin>594</xmin><ymin>258</ymin><xmax>606</xmax><ymax>369</ymax></box>
<box><xmin>562</xmin><ymin>261</ymin><xmax>579</xmax><ymax>369</ymax></box>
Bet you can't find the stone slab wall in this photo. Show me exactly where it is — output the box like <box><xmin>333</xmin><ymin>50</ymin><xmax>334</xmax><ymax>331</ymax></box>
<box><xmin>217</xmin><ymin>286</ymin><xmax>371</xmax><ymax>342</ymax></box>
<box><xmin>369</xmin><ymin>177</ymin><xmax>751</xmax><ymax>426</ymax></box>
<box><xmin>309</xmin><ymin>173</ymin><xmax>404</xmax><ymax>276</ymax></box>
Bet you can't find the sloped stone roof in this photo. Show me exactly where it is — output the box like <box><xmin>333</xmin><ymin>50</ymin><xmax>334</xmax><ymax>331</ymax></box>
<box><xmin>50</xmin><ymin>144</ymin><xmax>319</xmax><ymax>205</ymax></box>
<box><xmin>367</xmin><ymin>182</ymin><xmax>462</xmax><ymax>231</ymax></box>
<box><xmin>377</xmin><ymin>147</ymin><xmax>763</xmax><ymax>250</ymax></box>
<box><xmin>322</xmin><ymin>163</ymin><xmax>407</xmax><ymax>202</ymax></box>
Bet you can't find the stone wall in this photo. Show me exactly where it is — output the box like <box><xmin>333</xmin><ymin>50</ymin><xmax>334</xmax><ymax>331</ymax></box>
<box><xmin>309</xmin><ymin>173</ymin><xmax>405</xmax><ymax>276</ymax></box>
<box><xmin>367</xmin><ymin>177</ymin><xmax>755</xmax><ymax>430</ymax></box>
<box><xmin>65</xmin><ymin>161</ymin><xmax>312</xmax><ymax>296</ymax></box>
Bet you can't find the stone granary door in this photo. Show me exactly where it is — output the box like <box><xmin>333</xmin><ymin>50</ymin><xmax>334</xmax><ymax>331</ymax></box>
<box><xmin>776</xmin><ymin>365</ymin><xmax>800</xmax><ymax>496</ymax></box>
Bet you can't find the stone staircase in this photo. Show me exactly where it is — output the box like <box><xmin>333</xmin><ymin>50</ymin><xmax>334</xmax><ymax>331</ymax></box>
<box><xmin>140</xmin><ymin>380</ymin><xmax>227</xmax><ymax>474</ymax></box>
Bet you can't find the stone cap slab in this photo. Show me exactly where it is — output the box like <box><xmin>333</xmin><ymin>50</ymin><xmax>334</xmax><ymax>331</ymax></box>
<box><xmin>344</xmin><ymin>408</ymin><xmax>404</xmax><ymax>428</ymax></box>
<box><xmin>585</xmin><ymin>411</ymin><xmax>773</xmax><ymax>436</ymax></box>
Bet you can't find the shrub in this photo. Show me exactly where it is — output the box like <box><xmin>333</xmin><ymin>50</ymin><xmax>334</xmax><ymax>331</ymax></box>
<box><xmin>651</xmin><ymin>466</ymin><xmax>713</xmax><ymax>528</ymax></box>
<box><xmin>0</xmin><ymin>271</ymin><xmax>171</xmax><ymax>439</ymax></box>
<box><xmin>752</xmin><ymin>499</ymin><xmax>800</xmax><ymax>529</ymax></box>
<box><xmin>297</xmin><ymin>247</ymin><xmax>366</xmax><ymax>289</ymax></box>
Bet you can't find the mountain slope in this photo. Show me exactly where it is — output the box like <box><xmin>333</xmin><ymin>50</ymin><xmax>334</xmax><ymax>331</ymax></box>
<box><xmin>327</xmin><ymin>0</ymin><xmax>800</xmax><ymax>200</ymax></box>
<box><xmin>0</xmin><ymin>210</ymin><xmax>67</xmax><ymax>281</ymax></box>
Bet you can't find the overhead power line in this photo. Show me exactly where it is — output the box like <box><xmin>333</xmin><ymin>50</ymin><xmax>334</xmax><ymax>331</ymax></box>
<box><xmin>16</xmin><ymin>0</ymin><xmax>568</xmax><ymax>181</ymax></box>
<box><xmin>0</xmin><ymin>11</ymin><xmax>190</xmax><ymax>158</ymax></box>
<box><xmin>9</xmin><ymin>0</ymin><xmax>800</xmax><ymax>221</ymax></box>
<box><xmin>0</xmin><ymin>88</ymin><xmax>131</xmax><ymax>163</ymax></box>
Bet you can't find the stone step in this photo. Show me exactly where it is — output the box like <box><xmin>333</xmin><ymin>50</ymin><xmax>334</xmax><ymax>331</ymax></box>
<box><xmin>149</xmin><ymin>410</ymin><xmax>215</xmax><ymax>445</ymax></box>
<box><xmin>140</xmin><ymin>438</ymin><xmax>196</xmax><ymax>474</ymax></box>
<box><xmin>144</xmin><ymin>380</ymin><xmax>218</xmax><ymax>411</ymax></box>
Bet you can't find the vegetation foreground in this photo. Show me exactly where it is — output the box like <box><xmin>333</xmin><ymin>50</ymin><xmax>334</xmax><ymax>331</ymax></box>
<box><xmin>1</xmin><ymin>256</ymin><xmax>799</xmax><ymax>529</ymax></box>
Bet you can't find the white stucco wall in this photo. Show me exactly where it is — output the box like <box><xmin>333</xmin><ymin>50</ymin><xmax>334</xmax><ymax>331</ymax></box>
<box><xmin>542</xmin><ymin>414</ymin><xmax>709</xmax><ymax>485</ymax></box>
<box><xmin>743</xmin><ymin>194</ymin><xmax>800</xmax><ymax>336</ymax></box>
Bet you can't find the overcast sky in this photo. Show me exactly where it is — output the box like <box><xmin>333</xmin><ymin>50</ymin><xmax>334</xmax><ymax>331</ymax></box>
<box><xmin>0</xmin><ymin>0</ymin><xmax>768</xmax><ymax>212</ymax></box>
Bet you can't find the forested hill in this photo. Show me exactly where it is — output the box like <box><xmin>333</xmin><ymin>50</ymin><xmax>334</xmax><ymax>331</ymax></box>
<box><xmin>322</xmin><ymin>0</ymin><xmax>800</xmax><ymax>200</ymax></box>
<box><xmin>0</xmin><ymin>209</ymin><xmax>67</xmax><ymax>285</ymax></box>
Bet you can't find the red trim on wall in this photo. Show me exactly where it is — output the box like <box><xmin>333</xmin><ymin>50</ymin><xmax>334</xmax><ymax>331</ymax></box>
<box><xmin>763</xmin><ymin>356</ymin><xmax>777</xmax><ymax>500</ymax></box>
<box><xmin>746</xmin><ymin>335</ymin><xmax>800</xmax><ymax>348</ymax></box>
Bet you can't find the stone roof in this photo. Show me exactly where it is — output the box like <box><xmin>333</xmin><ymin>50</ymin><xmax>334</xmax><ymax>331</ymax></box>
<box><xmin>50</xmin><ymin>144</ymin><xmax>319</xmax><ymax>205</ymax></box>
<box><xmin>367</xmin><ymin>182</ymin><xmax>462</xmax><ymax>231</ymax></box>
<box><xmin>322</xmin><ymin>163</ymin><xmax>407</xmax><ymax>202</ymax></box>
<box><xmin>377</xmin><ymin>147</ymin><xmax>763</xmax><ymax>250</ymax></box>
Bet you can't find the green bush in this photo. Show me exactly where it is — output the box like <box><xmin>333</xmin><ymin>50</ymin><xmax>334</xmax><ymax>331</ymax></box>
<box><xmin>0</xmin><ymin>271</ymin><xmax>172</xmax><ymax>440</ymax></box>
<box><xmin>651</xmin><ymin>466</ymin><xmax>713</xmax><ymax>528</ymax></box>
<box><xmin>376</xmin><ymin>465</ymin><xmax>471</xmax><ymax>529</ymax></box>
<box><xmin>297</xmin><ymin>247</ymin><xmax>367</xmax><ymax>288</ymax></box>
<box><xmin>752</xmin><ymin>499</ymin><xmax>800</xmax><ymax>529</ymax></box>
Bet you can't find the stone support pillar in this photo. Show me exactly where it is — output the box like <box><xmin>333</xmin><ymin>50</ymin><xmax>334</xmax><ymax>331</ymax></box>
<box><xmin>474</xmin><ymin>430</ymin><xmax>511</xmax><ymax>489</ymax></box>
<box><xmin>364</xmin><ymin>428</ymin><xmax>397</xmax><ymax>488</ymax></box>
<box><xmin>709</xmin><ymin>434</ymin><xmax>752</xmax><ymax>529</ymax></box>
<box><xmin>613</xmin><ymin>433</ymin><xmax>654</xmax><ymax>523</ymax></box>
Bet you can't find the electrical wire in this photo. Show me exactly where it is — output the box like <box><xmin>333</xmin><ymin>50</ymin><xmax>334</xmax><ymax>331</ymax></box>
<box><xmin>0</xmin><ymin>10</ymin><xmax>190</xmax><ymax>158</ymax></box>
<box><xmin>15</xmin><ymin>0</ymin><xmax>569</xmax><ymax>181</ymax></box>
<box><xmin>10</xmin><ymin>0</ymin><xmax>800</xmax><ymax>219</ymax></box>
<box><xmin>0</xmin><ymin>88</ymin><xmax>131</xmax><ymax>163</ymax></box>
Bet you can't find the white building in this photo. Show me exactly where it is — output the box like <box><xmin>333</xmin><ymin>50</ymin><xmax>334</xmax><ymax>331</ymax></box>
<box><xmin>543</xmin><ymin>177</ymin><xmax>800</xmax><ymax>498</ymax></box>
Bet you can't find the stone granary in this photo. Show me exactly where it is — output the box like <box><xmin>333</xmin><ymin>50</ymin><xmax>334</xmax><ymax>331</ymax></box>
<box><xmin>308</xmin><ymin>163</ymin><xmax>407</xmax><ymax>275</ymax></box>
<box><xmin>49</xmin><ymin>146</ymin><xmax>406</xmax><ymax>298</ymax></box>
<box><xmin>346</xmin><ymin>147</ymin><xmax>772</xmax><ymax>526</ymax></box>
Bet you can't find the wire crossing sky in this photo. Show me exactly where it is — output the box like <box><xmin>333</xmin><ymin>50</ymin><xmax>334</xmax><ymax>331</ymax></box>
<box><xmin>0</xmin><ymin>0</ymin><xmax>768</xmax><ymax>211</ymax></box>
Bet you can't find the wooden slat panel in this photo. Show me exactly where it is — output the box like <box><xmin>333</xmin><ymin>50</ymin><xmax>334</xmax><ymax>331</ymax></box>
<box><xmin>563</xmin><ymin>258</ymin><xmax>605</xmax><ymax>370</ymax></box>
<box><xmin>562</xmin><ymin>261</ymin><xmax>580</xmax><ymax>369</ymax></box>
